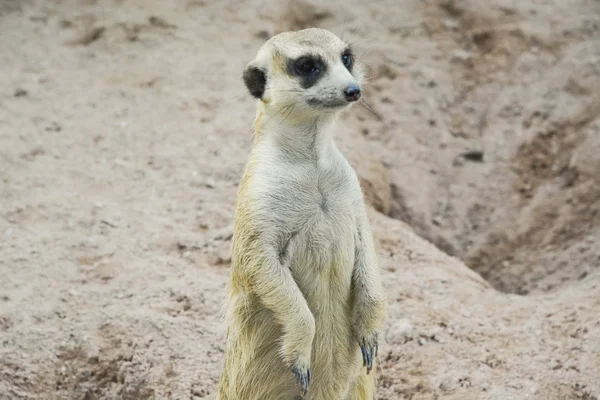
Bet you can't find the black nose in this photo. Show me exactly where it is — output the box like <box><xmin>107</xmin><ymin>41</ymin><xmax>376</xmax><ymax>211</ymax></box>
<box><xmin>344</xmin><ymin>85</ymin><xmax>361</xmax><ymax>102</ymax></box>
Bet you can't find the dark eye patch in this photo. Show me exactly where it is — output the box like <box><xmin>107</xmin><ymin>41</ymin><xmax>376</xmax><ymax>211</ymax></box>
<box><xmin>342</xmin><ymin>48</ymin><xmax>354</xmax><ymax>71</ymax></box>
<box><xmin>287</xmin><ymin>54</ymin><xmax>326</xmax><ymax>89</ymax></box>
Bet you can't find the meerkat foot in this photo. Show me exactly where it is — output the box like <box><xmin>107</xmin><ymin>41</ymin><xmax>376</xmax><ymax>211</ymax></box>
<box><xmin>291</xmin><ymin>364</ymin><xmax>311</xmax><ymax>394</ymax></box>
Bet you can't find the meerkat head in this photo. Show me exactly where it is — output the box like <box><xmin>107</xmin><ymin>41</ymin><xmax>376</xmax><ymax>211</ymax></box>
<box><xmin>243</xmin><ymin>28</ymin><xmax>365</xmax><ymax>117</ymax></box>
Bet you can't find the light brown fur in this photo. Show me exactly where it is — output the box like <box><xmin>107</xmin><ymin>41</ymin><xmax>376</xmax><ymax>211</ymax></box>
<box><xmin>217</xmin><ymin>28</ymin><xmax>385</xmax><ymax>400</ymax></box>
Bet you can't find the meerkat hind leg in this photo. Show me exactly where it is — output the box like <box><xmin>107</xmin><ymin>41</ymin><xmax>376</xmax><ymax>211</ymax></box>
<box><xmin>347</xmin><ymin>372</ymin><xmax>376</xmax><ymax>400</ymax></box>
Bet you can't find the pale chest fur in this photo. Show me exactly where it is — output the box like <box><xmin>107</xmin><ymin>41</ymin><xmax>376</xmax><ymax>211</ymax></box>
<box><xmin>248</xmin><ymin>140</ymin><xmax>362</xmax><ymax>304</ymax></box>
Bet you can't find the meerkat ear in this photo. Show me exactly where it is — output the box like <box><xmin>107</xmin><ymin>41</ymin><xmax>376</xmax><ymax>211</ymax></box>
<box><xmin>243</xmin><ymin>61</ymin><xmax>267</xmax><ymax>99</ymax></box>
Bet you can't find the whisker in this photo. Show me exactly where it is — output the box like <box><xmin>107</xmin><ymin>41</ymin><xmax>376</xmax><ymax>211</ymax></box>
<box><xmin>349</xmin><ymin>20</ymin><xmax>362</xmax><ymax>38</ymax></box>
<box><xmin>213</xmin><ymin>92</ymin><xmax>249</xmax><ymax>107</ymax></box>
<box><xmin>359</xmin><ymin>99</ymin><xmax>388</xmax><ymax>135</ymax></box>
<box><xmin>260</xmin><ymin>104</ymin><xmax>292</xmax><ymax>131</ymax></box>
<box><xmin>279</xmin><ymin>105</ymin><xmax>295</xmax><ymax>126</ymax></box>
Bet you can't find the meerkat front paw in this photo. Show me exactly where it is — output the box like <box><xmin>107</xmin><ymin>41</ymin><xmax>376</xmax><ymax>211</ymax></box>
<box><xmin>359</xmin><ymin>332</ymin><xmax>379</xmax><ymax>374</ymax></box>
<box><xmin>281</xmin><ymin>318</ymin><xmax>315</xmax><ymax>394</ymax></box>
<box><xmin>286</xmin><ymin>348</ymin><xmax>312</xmax><ymax>394</ymax></box>
<box><xmin>353</xmin><ymin>297</ymin><xmax>385</xmax><ymax>374</ymax></box>
<box><xmin>291</xmin><ymin>359</ymin><xmax>311</xmax><ymax>394</ymax></box>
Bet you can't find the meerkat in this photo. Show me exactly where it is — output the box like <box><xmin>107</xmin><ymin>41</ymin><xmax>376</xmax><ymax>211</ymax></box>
<box><xmin>216</xmin><ymin>28</ymin><xmax>386</xmax><ymax>400</ymax></box>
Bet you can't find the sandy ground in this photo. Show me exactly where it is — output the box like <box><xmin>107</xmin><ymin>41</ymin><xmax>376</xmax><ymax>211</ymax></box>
<box><xmin>1</xmin><ymin>0</ymin><xmax>599</xmax><ymax>399</ymax></box>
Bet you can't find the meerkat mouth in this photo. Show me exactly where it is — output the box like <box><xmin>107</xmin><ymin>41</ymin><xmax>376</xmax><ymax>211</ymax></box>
<box><xmin>306</xmin><ymin>97</ymin><xmax>353</xmax><ymax>109</ymax></box>
<box><xmin>306</xmin><ymin>84</ymin><xmax>362</xmax><ymax>109</ymax></box>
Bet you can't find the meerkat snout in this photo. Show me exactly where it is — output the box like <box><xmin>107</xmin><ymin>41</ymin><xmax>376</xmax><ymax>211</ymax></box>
<box><xmin>243</xmin><ymin>28</ymin><xmax>366</xmax><ymax>114</ymax></box>
<box><xmin>344</xmin><ymin>84</ymin><xmax>361</xmax><ymax>102</ymax></box>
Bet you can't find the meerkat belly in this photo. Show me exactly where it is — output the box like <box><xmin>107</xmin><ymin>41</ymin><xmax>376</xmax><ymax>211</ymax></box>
<box><xmin>288</xmin><ymin>189</ymin><xmax>360</xmax><ymax>395</ymax></box>
<box><xmin>290</xmin><ymin>207</ymin><xmax>355</xmax><ymax>303</ymax></box>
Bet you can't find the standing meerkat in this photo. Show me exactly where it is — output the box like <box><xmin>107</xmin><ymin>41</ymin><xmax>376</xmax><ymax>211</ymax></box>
<box><xmin>217</xmin><ymin>28</ymin><xmax>386</xmax><ymax>400</ymax></box>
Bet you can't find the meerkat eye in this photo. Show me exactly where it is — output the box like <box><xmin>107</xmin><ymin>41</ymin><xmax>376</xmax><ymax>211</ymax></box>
<box><xmin>295</xmin><ymin>58</ymin><xmax>319</xmax><ymax>75</ymax></box>
<box><xmin>342</xmin><ymin>50</ymin><xmax>354</xmax><ymax>70</ymax></box>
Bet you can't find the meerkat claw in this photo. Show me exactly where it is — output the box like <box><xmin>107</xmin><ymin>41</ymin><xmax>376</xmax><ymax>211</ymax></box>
<box><xmin>292</xmin><ymin>366</ymin><xmax>311</xmax><ymax>394</ymax></box>
<box><xmin>360</xmin><ymin>343</ymin><xmax>368</xmax><ymax>367</ymax></box>
<box><xmin>360</xmin><ymin>340</ymin><xmax>371</xmax><ymax>372</ymax></box>
<box><xmin>368</xmin><ymin>345</ymin><xmax>375</xmax><ymax>373</ymax></box>
<box><xmin>360</xmin><ymin>338</ymin><xmax>378</xmax><ymax>374</ymax></box>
